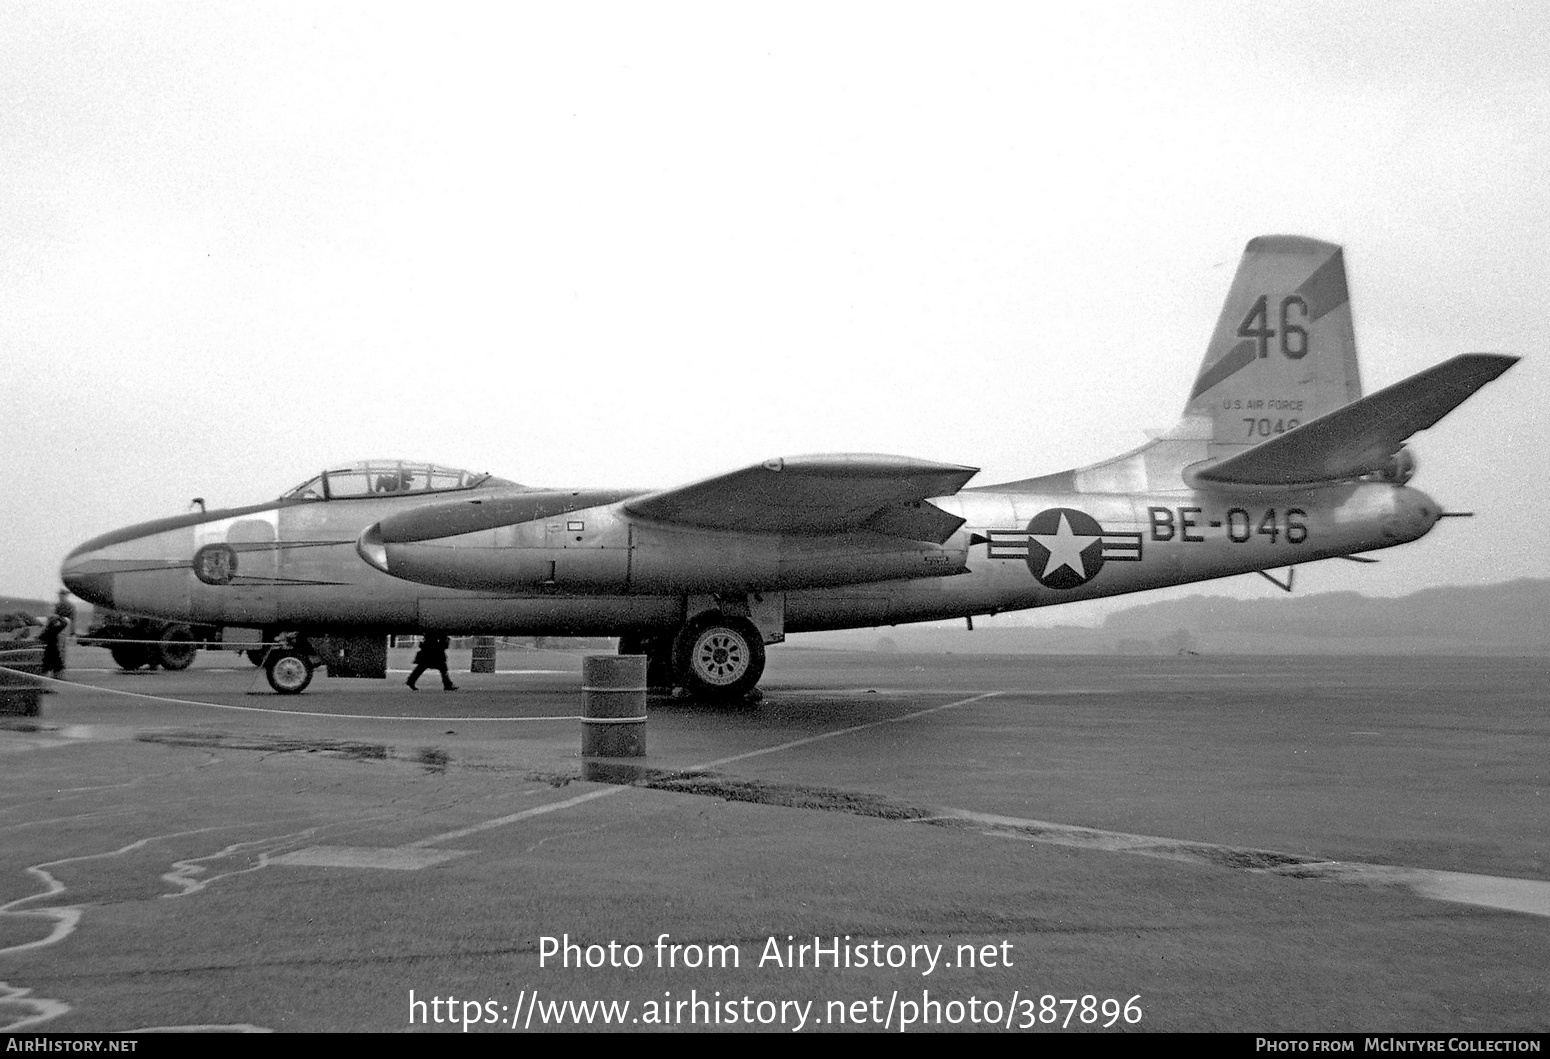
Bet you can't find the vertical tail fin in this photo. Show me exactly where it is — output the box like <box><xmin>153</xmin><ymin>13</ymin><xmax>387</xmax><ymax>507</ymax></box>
<box><xmin>980</xmin><ymin>235</ymin><xmax>1371</xmax><ymax>495</ymax></box>
<box><xmin>1186</xmin><ymin>236</ymin><xmax>1362</xmax><ymax>459</ymax></box>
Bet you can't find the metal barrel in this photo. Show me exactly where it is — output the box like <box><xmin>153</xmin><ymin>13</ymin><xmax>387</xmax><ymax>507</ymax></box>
<box><xmin>580</xmin><ymin>654</ymin><xmax>647</xmax><ymax>758</ymax></box>
<box><xmin>0</xmin><ymin>646</ymin><xmax>44</xmax><ymax>716</ymax></box>
<box><xmin>469</xmin><ymin>636</ymin><xmax>497</xmax><ymax>674</ymax></box>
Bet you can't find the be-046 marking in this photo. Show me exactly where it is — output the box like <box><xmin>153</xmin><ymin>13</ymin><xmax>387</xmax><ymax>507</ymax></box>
<box><xmin>1148</xmin><ymin>506</ymin><xmax>1309</xmax><ymax>544</ymax></box>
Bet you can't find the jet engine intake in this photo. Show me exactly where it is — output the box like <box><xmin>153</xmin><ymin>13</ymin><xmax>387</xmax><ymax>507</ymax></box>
<box><xmin>1371</xmin><ymin>447</ymin><xmax>1417</xmax><ymax>484</ymax></box>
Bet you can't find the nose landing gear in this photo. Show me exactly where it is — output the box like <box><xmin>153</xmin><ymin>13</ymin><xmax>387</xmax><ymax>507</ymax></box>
<box><xmin>265</xmin><ymin>649</ymin><xmax>315</xmax><ymax>694</ymax></box>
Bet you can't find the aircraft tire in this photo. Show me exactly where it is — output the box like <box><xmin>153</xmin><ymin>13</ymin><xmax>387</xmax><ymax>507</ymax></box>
<box><xmin>109</xmin><ymin>644</ymin><xmax>150</xmax><ymax>671</ymax></box>
<box><xmin>155</xmin><ymin>625</ymin><xmax>198</xmax><ymax>671</ymax></box>
<box><xmin>265</xmin><ymin>650</ymin><xmax>314</xmax><ymax>695</ymax></box>
<box><xmin>672</xmin><ymin>614</ymin><xmax>765</xmax><ymax>703</ymax></box>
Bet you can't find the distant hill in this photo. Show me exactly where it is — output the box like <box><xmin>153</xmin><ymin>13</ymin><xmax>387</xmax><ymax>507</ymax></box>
<box><xmin>1099</xmin><ymin>579</ymin><xmax>1549</xmax><ymax>655</ymax></box>
<box><xmin>795</xmin><ymin>579</ymin><xmax>1550</xmax><ymax>657</ymax></box>
<box><xmin>0</xmin><ymin>595</ymin><xmax>50</xmax><ymax>618</ymax></box>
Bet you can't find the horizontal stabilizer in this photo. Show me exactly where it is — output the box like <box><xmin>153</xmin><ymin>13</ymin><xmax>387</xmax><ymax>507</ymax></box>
<box><xmin>625</xmin><ymin>454</ymin><xmax>978</xmax><ymax>543</ymax></box>
<box><xmin>1192</xmin><ymin>353</ymin><xmax>1517</xmax><ymax>487</ymax></box>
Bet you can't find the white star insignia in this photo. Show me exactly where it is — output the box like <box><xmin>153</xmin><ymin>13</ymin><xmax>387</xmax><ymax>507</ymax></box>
<box><xmin>1030</xmin><ymin>513</ymin><xmax>1102</xmax><ymax>580</ymax></box>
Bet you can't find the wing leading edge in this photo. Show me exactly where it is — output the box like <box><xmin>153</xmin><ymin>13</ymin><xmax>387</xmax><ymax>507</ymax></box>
<box><xmin>624</xmin><ymin>454</ymin><xmax>978</xmax><ymax>544</ymax></box>
<box><xmin>1190</xmin><ymin>353</ymin><xmax>1518</xmax><ymax>487</ymax></box>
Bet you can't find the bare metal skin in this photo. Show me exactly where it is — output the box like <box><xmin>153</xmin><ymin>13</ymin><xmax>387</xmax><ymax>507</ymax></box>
<box><xmin>62</xmin><ymin>238</ymin><xmax>1515</xmax><ymax>699</ymax></box>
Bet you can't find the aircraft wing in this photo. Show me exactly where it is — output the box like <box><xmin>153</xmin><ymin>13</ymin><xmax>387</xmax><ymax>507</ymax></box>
<box><xmin>1192</xmin><ymin>353</ymin><xmax>1517</xmax><ymax>487</ymax></box>
<box><xmin>624</xmin><ymin>454</ymin><xmax>979</xmax><ymax>544</ymax></box>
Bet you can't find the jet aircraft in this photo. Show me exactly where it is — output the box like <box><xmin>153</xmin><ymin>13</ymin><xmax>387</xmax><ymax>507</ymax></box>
<box><xmin>62</xmin><ymin>236</ymin><xmax>1515</xmax><ymax>699</ymax></box>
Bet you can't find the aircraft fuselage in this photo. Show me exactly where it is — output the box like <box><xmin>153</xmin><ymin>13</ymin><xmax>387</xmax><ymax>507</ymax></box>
<box><xmin>62</xmin><ymin>480</ymin><xmax>1438</xmax><ymax>637</ymax></box>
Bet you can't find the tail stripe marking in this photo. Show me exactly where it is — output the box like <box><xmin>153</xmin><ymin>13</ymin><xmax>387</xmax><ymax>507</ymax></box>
<box><xmin>1294</xmin><ymin>249</ymin><xmax>1350</xmax><ymax>322</ymax></box>
<box><xmin>1188</xmin><ymin>340</ymin><xmax>1258</xmax><ymax>400</ymax></box>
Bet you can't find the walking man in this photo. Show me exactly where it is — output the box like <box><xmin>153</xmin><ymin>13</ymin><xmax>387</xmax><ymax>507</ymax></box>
<box><xmin>407</xmin><ymin>632</ymin><xmax>457</xmax><ymax>691</ymax></box>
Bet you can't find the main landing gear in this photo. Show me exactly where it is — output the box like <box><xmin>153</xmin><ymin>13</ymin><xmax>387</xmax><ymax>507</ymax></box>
<box><xmin>620</xmin><ymin>611</ymin><xmax>768</xmax><ymax>703</ymax></box>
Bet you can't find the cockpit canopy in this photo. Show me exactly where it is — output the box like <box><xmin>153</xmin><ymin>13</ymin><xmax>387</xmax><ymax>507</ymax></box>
<box><xmin>281</xmin><ymin>460</ymin><xmax>514</xmax><ymax>501</ymax></box>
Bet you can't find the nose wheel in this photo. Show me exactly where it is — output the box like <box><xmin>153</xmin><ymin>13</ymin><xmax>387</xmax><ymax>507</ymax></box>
<box><xmin>265</xmin><ymin>650</ymin><xmax>315</xmax><ymax>694</ymax></box>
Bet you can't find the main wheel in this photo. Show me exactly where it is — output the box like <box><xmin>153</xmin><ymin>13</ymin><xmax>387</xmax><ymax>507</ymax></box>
<box><xmin>155</xmin><ymin>625</ymin><xmax>197</xmax><ymax>671</ymax></box>
<box><xmin>265</xmin><ymin>650</ymin><xmax>314</xmax><ymax>695</ymax></box>
<box><xmin>672</xmin><ymin>615</ymin><xmax>765</xmax><ymax>702</ymax></box>
<box><xmin>110</xmin><ymin>643</ymin><xmax>151</xmax><ymax>671</ymax></box>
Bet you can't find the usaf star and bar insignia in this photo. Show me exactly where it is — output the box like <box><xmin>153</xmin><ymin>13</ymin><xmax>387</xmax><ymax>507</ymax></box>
<box><xmin>985</xmin><ymin>507</ymin><xmax>1144</xmax><ymax>590</ymax></box>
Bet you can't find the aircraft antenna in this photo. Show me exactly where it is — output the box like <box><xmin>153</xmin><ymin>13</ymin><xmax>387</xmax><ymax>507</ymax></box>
<box><xmin>1255</xmin><ymin>567</ymin><xmax>1295</xmax><ymax>593</ymax></box>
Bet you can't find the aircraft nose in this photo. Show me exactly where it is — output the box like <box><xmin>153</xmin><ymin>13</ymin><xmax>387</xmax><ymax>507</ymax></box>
<box><xmin>61</xmin><ymin>545</ymin><xmax>116</xmax><ymax>608</ymax></box>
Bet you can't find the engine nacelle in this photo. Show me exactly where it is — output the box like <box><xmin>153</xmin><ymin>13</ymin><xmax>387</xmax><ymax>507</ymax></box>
<box><xmin>1372</xmin><ymin>447</ymin><xmax>1417</xmax><ymax>484</ymax></box>
<box><xmin>359</xmin><ymin>511</ymin><xmax>968</xmax><ymax>594</ymax></box>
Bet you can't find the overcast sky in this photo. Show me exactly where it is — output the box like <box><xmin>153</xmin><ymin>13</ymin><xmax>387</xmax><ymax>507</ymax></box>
<box><xmin>3</xmin><ymin>2</ymin><xmax>1545</xmax><ymax>616</ymax></box>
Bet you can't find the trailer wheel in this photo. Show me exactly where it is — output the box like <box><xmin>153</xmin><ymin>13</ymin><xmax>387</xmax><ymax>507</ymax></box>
<box><xmin>156</xmin><ymin>625</ymin><xmax>198</xmax><ymax>671</ymax></box>
<box><xmin>110</xmin><ymin>644</ymin><xmax>150</xmax><ymax>671</ymax></box>
<box><xmin>265</xmin><ymin>650</ymin><xmax>314</xmax><ymax>695</ymax></box>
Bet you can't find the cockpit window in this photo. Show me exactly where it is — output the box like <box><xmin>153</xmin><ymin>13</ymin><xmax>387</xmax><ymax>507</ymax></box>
<box><xmin>327</xmin><ymin>471</ymin><xmax>375</xmax><ymax>498</ymax></box>
<box><xmin>281</xmin><ymin>461</ymin><xmax>509</xmax><ymax>501</ymax></box>
<box><xmin>286</xmin><ymin>475</ymin><xmax>326</xmax><ymax>501</ymax></box>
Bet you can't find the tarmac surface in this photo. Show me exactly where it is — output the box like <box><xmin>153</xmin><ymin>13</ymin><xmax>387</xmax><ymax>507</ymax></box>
<box><xmin>0</xmin><ymin>645</ymin><xmax>1546</xmax><ymax>1033</ymax></box>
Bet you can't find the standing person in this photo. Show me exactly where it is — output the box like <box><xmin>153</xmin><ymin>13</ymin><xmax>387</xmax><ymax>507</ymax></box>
<box><xmin>53</xmin><ymin>589</ymin><xmax>76</xmax><ymax>631</ymax></box>
<box><xmin>406</xmin><ymin>632</ymin><xmax>457</xmax><ymax>691</ymax></box>
<box><xmin>39</xmin><ymin>614</ymin><xmax>69</xmax><ymax>688</ymax></box>
<box><xmin>52</xmin><ymin>589</ymin><xmax>75</xmax><ymax>672</ymax></box>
